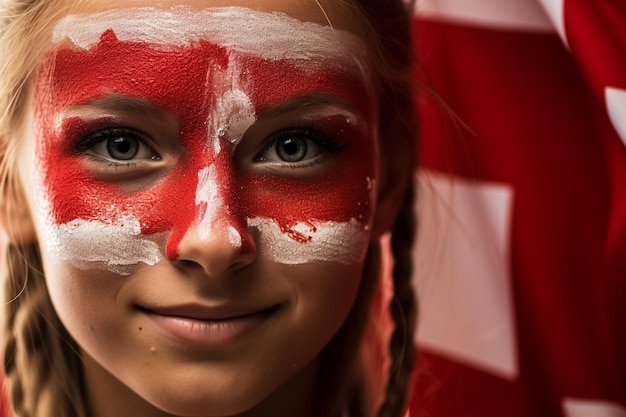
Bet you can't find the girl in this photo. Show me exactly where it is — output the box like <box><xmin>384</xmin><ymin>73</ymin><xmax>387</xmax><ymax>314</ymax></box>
<box><xmin>0</xmin><ymin>1</ymin><xmax>417</xmax><ymax>416</ymax></box>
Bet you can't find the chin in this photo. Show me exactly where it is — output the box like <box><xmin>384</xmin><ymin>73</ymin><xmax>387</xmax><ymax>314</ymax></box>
<box><xmin>137</xmin><ymin>383</ymin><xmax>268</xmax><ymax>416</ymax></box>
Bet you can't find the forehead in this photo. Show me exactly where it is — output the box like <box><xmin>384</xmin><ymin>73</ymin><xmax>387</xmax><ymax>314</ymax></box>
<box><xmin>41</xmin><ymin>6</ymin><xmax>374</xmax><ymax>133</ymax></box>
<box><xmin>50</xmin><ymin>6</ymin><xmax>369</xmax><ymax>73</ymax></box>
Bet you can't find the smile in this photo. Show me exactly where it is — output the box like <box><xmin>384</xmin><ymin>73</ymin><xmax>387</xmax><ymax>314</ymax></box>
<box><xmin>136</xmin><ymin>303</ymin><xmax>280</xmax><ymax>346</ymax></box>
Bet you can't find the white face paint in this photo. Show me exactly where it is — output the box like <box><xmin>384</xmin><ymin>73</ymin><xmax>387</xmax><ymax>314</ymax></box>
<box><xmin>34</xmin><ymin>180</ymin><xmax>164</xmax><ymax>275</ymax></box>
<box><xmin>42</xmin><ymin>216</ymin><xmax>163</xmax><ymax>276</ymax></box>
<box><xmin>207</xmin><ymin>60</ymin><xmax>257</xmax><ymax>155</ymax></box>
<box><xmin>195</xmin><ymin>165</ymin><xmax>222</xmax><ymax>242</ymax></box>
<box><xmin>52</xmin><ymin>6</ymin><xmax>368</xmax><ymax>72</ymax></box>
<box><xmin>38</xmin><ymin>6</ymin><xmax>374</xmax><ymax>274</ymax></box>
<box><xmin>247</xmin><ymin>217</ymin><xmax>369</xmax><ymax>265</ymax></box>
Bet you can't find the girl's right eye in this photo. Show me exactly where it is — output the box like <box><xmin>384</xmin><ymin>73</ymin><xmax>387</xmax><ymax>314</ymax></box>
<box><xmin>79</xmin><ymin>128</ymin><xmax>160</xmax><ymax>163</ymax></box>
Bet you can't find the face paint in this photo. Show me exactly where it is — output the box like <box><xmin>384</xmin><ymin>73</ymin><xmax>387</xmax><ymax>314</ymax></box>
<box><xmin>51</xmin><ymin>7</ymin><xmax>368</xmax><ymax>68</ymax></box>
<box><xmin>34</xmin><ymin>6</ymin><xmax>378</xmax><ymax>274</ymax></box>
<box><xmin>42</xmin><ymin>215</ymin><xmax>164</xmax><ymax>276</ymax></box>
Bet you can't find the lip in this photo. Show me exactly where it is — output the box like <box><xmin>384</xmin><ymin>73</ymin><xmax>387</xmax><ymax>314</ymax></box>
<box><xmin>138</xmin><ymin>303</ymin><xmax>279</xmax><ymax>346</ymax></box>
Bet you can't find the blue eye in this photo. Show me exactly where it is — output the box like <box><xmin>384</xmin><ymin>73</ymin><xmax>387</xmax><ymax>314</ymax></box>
<box><xmin>255</xmin><ymin>128</ymin><xmax>343</xmax><ymax>164</ymax></box>
<box><xmin>80</xmin><ymin>128</ymin><xmax>160</xmax><ymax>162</ymax></box>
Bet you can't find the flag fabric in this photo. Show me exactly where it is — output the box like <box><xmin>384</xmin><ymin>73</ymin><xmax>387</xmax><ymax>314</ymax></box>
<box><xmin>409</xmin><ymin>0</ymin><xmax>626</xmax><ymax>416</ymax></box>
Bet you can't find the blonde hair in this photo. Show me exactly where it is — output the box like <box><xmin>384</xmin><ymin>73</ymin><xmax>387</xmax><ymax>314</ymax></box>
<box><xmin>0</xmin><ymin>0</ymin><xmax>77</xmax><ymax>205</ymax></box>
<box><xmin>0</xmin><ymin>1</ymin><xmax>418</xmax><ymax>416</ymax></box>
<box><xmin>0</xmin><ymin>2</ymin><xmax>91</xmax><ymax>416</ymax></box>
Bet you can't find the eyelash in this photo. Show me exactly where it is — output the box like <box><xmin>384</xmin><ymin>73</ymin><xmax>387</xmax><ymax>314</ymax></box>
<box><xmin>71</xmin><ymin>123</ymin><xmax>347</xmax><ymax>173</ymax></box>
<box><xmin>255</xmin><ymin>125</ymin><xmax>347</xmax><ymax>167</ymax></box>
<box><xmin>75</xmin><ymin>127</ymin><xmax>159</xmax><ymax>163</ymax></box>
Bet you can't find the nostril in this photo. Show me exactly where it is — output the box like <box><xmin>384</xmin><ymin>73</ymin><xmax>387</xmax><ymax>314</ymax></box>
<box><xmin>240</xmin><ymin>233</ymin><xmax>257</xmax><ymax>256</ymax></box>
<box><xmin>176</xmin><ymin>259</ymin><xmax>199</xmax><ymax>269</ymax></box>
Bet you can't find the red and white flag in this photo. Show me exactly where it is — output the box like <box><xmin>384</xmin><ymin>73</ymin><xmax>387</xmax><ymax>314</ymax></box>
<box><xmin>409</xmin><ymin>0</ymin><xmax>626</xmax><ymax>416</ymax></box>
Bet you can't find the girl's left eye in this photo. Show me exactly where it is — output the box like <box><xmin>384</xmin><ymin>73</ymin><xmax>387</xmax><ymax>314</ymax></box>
<box><xmin>255</xmin><ymin>128</ymin><xmax>343</xmax><ymax>165</ymax></box>
<box><xmin>80</xmin><ymin>128</ymin><xmax>160</xmax><ymax>162</ymax></box>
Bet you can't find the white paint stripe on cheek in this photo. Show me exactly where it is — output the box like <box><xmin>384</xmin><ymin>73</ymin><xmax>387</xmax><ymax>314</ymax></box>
<box><xmin>247</xmin><ymin>217</ymin><xmax>369</xmax><ymax>265</ymax></box>
<box><xmin>44</xmin><ymin>216</ymin><xmax>163</xmax><ymax>276</ymax></box>
<box><xmin>51</xmin><ymin>6</ymin><xmax>369</xmax><ymax>74</ymax></box>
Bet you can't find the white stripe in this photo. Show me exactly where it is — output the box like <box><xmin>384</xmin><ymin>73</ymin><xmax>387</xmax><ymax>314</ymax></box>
<box><xmin>207</xmin><ymin>58</ymin><xmax>256</xmax><ymax>155</ymax></box>
<box><xmin>413</xmin><ymin>169</ymin><xmax>517</xmax><ymax>379</ymax></box>
<box><xmin>415</xmin><ymin>0</ymin><xmax>555</xmax><ymax>33</ymax></box>
<box><xmin>247</xmin><ymin>217</ymin><xmax>368</xmax><ymax>265</ymax></box>
<box><xmin>563</xmin><ymin>399</ymin><xmax>626</xmax><ymax>417</ymax></box>
<box><xmin>44</xmin><ymin>216</ymin><xmax>164</xmax><ymax>276</ymax></box>
<box><xmin>52</xmin><ymin>6</ymin><xmax>368</xmax><ymax>73</ymax></box>
<box><xmin>195</xmin><ymin>166</ymin><xmax>222</xmax><ymax>242</ymax></box>
<box><xmin>41</xmin><ymin>212</ymin><xmax>368</xmax><ymax>272</ymax></box>
<box><xmin>605</xmin><ymin>87</ymin><xmax>626</xmax><ymax>149</ymax></box>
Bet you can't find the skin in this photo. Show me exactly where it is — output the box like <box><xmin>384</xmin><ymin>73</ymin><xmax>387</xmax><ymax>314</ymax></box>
<box><xmin>11</xmin><ymin>1</ymin><xmax>393</xmax><ymax>416</ymax></box>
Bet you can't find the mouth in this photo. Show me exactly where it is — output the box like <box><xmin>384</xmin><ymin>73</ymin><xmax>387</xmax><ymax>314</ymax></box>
<box><xmin>136</xmin><ymin>303</ymin><xmax>280</xmax><ymax>346</ymax></box>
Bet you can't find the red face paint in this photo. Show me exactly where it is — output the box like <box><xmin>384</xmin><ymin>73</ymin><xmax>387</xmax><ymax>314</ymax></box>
<box><xmin>34</xmin><ymin>28</ymin><xmax>377</xmax><ymax>262</ymax></box>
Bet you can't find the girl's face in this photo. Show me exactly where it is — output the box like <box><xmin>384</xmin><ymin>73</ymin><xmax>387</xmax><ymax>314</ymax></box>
<box><xmin>18</xmin><ymin>0</ymin><xmax>380</xmax><ymax>415</ymax></box>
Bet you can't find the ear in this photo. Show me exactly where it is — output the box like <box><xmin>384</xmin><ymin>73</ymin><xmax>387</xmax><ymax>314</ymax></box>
<box><xmin>370</xmin><ymin>149</ymin><xmax>413</xmax><ymax>240</ymax></box>
<box><xmin>369</xmin><ymin>100</ymin><xmax>416</xmax><ymax>240</ymax></box>
<box><xmin>0</xmin><ymin>173</ymin><xmax>37</xmax><ymax>245</ymax></box>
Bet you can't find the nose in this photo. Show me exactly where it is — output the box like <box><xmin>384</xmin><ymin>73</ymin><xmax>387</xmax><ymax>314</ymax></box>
<box><xmin>173</xmin><ymin>218</ymin><xmax>256</xmax><ymax>277</ymax></box>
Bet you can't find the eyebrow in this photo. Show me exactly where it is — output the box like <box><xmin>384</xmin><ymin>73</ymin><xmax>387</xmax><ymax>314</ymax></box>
<box><xmin>62</xmin><ymin>93</ymin><xmax>358</xmax><ymax>122</ymax></box>
<box><xmin>257</xmin><ymin>93</ymin><xmax>359</xmax><ymax>119</ymax></box>
<box><xmin>60</xmin><ymin>95</ymin><xmax>170</xmax><ymax>120</ymax></box>
<box><xmin>86</xmin><ymin>95</ymin><xmax>169</xmax><ymax>117</ymax></box>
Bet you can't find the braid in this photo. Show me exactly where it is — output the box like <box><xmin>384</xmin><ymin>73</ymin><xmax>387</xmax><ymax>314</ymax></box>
<box><xmin>376</xmin><ymin>180</ymin><xmax>417</xmax><ymax>417</ymax></box>
<box><xmin>2</xmin><ymin>244</ymin><xmax>86</xmax><ymax>417</ymax></box>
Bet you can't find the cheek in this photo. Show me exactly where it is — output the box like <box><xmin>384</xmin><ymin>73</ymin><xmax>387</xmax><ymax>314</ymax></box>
<box><xmin>40</xmin><ymin>255</ymin><xmax>119</xmax><ymax>334</ymax></box>
<box><xmin>32</xmin><ymin>161</ymin><xmax>190</xmax><ymax>275</ymax></box>
<box><xmin>32</xmin><ymin>112</ymin><xmax>201</xmax><ymax>274</ymax></box>
<box><xmin>33</xmin><ymin>39</ymin><xmax>215</xmax><ymax>271</ymax></box>
<box><xmin>239</xmin><ymin>159</ymin><xmax>376</xmax><ymax>265</ymax></box>
<box><xmin>289</xmin><ymin>261</ymin><xmax>364</xmax><ymax>343</ymax></box>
